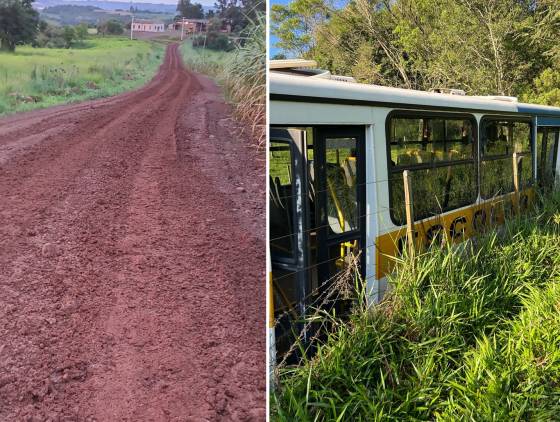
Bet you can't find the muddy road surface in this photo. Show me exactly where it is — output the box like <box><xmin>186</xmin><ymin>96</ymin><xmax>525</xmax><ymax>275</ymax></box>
<box><xmin>0</xmin><ymin>44</ymin><xmax>265</xmax><ymax>421</ymax></box>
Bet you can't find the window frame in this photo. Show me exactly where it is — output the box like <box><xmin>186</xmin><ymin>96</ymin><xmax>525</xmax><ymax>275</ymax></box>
<box><xmin>385</xmin><ymin>110</ymin><xmax>479</xmax><ymax>226</ymax></box>
<box><xmin>269</xmin><ymin>136</ymin><xmax>298</xmax><ymax>265</ymax></box>
<box><xmin>479</xmin><ymin>116</ymin><xmax>533</xmax><ymax>199</ymax></box>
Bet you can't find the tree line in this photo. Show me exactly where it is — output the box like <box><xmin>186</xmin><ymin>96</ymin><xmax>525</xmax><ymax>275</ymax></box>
<box><xmin>177</xmin><ymin>0</ymin><xmax>264</xmax><ymax>51</ymax></box>
<box><xmin>272</xmin><ymin>0</ymin><xmax>560</xmax><ymax>105</ymax></box>
<box><xmin>177</xmin><ymin>0</ymin><xmax>263</xmax><ymax>33</ymax></box>
<box><xmin>0</xmin><ymin>0</ymin><xmax>126</xmax><ymax>52</ymax></box>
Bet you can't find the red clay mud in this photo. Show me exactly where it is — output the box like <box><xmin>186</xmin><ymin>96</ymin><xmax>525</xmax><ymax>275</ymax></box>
<box><xmin>0</xmin><ymin>44</ymin><xmax>265</xmax><ymax>421</ymax></box>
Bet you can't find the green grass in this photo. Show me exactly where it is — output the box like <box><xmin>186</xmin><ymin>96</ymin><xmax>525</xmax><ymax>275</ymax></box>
<box><xmin>0</xmin><ymin>36</ymin><xmax>164</xmax><ymax>116</ymax></box>
<box><xmin>272</xmin><ymin>191</ymin><xmax>560</xmax><ymax>421</ymax></box>
<box><xmin>179</xmin><ymin>38</ymin><xmax>233</xmax><ymax>78</ymax></box>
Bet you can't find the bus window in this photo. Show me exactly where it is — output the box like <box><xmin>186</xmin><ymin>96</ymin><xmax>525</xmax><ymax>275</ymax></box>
<box><xmin>325</xmin><ymin>137</ymin><xmax>358</xmax><ymax>234</ymax></box>
<box><xmin>387</xmin><ymin>113</ymin><xmax>477</xmax><ymax>225</ymax></box>
<box><xmin>538</xmin><ymin>128</ymin><xmax>559</xmax><ymax>188</ymax></box>
<box><xmin>480</xmin><ymin>119</ymin><xmax>532</xmax><ymax>198</ymax></box>
<box><xmin>269</xmin><ymin>140</ymin><xmax>295</xmax><ymax>259</ymax></box>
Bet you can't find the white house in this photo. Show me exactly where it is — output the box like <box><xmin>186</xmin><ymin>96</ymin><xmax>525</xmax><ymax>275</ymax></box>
<box><xmin>132</xmin><ymin>19</ymin><xmax>165</xmax><ymax>32</ymax></box>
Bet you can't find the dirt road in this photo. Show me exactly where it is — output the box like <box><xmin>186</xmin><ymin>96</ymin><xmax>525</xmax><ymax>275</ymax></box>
<box><xmin>0</xmin><ymin>44</ymin><xmax>265</xmax><ymax>421</ymax></box>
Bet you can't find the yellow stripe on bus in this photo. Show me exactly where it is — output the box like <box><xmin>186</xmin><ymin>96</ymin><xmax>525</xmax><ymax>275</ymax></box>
<box><xmin>375</xmin><ymin>189</ymin><xmax>535</xmax><ymax>280</ymax></box>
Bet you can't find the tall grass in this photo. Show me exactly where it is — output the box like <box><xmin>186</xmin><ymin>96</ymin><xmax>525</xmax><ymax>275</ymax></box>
<box><xmin>224</xmin><ymin>12</ymin><xmax>266</xmax><ymax>147</ymax></box>
<box><xmin>273</xmin><ymin>191</ymin><xmax>560</xmax><ymax>420</ymax></box>
<box><xmin>0</xmin><ymin>37</ymin><xmax>164</xmax><ymax>115</ymax></box>
<box><xmin>180</xmin><ymin>13</ymin><xmax>265</xmax><ymax>147</ymax></box>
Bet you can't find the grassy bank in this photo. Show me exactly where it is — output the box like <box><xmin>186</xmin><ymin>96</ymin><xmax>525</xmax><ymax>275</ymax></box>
<box><xmin>180</xmin><ymin>39</ymin><xmax>232</xmax><ymax>77</ymax></box>
<box><xmin>0</xmin><ymin>36</ymin><xmax>164</xmax><ymax>116</ymax></box>
<box><xmin>273</xmin><ymin>192</ymin><xmax>560</xmax><ymax>420</ymax></box>
<box><xmin>179</xmin><ymin>15</ymin><xmax>265</xmax><ymax>146</ymax></box>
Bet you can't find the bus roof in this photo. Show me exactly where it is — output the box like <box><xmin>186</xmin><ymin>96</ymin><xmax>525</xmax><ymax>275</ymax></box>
<box><xmin>270</xmin><ymin>71</ymin><xmax>560</xmax><ymax>119</ymax></box>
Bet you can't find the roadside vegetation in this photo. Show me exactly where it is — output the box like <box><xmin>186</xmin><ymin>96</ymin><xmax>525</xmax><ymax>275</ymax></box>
<box><xmin>0</xmin><ymin>37</ymin><xmax>163</xmax><ymax>115</ymax></box>
<box><xmin>180</xmin><ymin>12</ymin><xmax>265</xmax><ymax>146</ymax></box>
<box><xmin>272</xmin><ymin>191</ymin><xmax>560</xmax><ymax>420</ymax></box>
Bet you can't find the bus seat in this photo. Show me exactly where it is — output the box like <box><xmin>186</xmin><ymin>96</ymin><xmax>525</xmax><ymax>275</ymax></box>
<box><xmin>416</xmin><ymin>150</ymin><xmax>433</xmax><ymax>163</ymax></box>
<box><xmin>397</xmin><ymin>152</ymin><xmax>417</xmax><ymax>166</ymax></box>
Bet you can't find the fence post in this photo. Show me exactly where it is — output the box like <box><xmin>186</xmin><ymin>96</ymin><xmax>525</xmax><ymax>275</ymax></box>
<box><xmin>268</xmin><ymin>262</ymin><xmax>276</xmax><ymax>391</ymax></box>
<box><xmin>403</xmin><ymin>170</ymin><xmax>415</xmax><ymax>258</ymax></box>
<box><xmin>513</xmin><ymin>152</ymin><xmax>520</xmax><ymax>214</ymax></box>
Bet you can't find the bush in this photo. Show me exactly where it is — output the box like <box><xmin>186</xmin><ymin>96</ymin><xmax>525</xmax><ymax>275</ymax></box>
<box><xmin>33</xmin><ymin>23</ymin><xmax>86</xmax><ymax>49</ymax></box>
<box><xmin>97</xmin><ymin>20</ymin><xmax>124</xmax><ymax>36</ymax></box>
<box><xmin>192</xmin><ymin>32</ymin><xmax>233</xmax><ymax>52</ymax></box>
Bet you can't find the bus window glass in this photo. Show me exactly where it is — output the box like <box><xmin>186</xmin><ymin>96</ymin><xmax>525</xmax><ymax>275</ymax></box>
<box><xmin>481</xmin><ymin>158</ymin><xmax>514</xmax><ymax>198</ymax></box>
<box><xmin>269</xmin><ymin>141</ymin><xmax>295</xmax><ymax>259</ymax></box>
<box><xmin>538</xmin><ymin>128</ymin><xmax>559</xmax><ymax>187</ymax></box>
<box><xmin>389</xmin><ymin>117</ymin><xmax>474</xmax><ymax>165</ymax></box>
<box><xmin>325</xmin><ymin>137</ymin><xmax>358</xmax><ymax>234</ymax></box>
<box><xmin>481</xmin><ymin>119</ymin><xmax>532</xmax><ymax>198</ymax></box>
<box><xmin>390</xmin><ymin>163</ymin><xmax>477</xmax><ymax>224</ymax></box>
<box><xmin>388</xmin><ymin>114</ymin><xmax>477</xmax><ymax>225</ymax></box>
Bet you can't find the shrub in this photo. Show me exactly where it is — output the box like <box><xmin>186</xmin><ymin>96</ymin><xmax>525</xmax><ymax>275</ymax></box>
<box><xmin>192</xmin><ymin>32</ymin><xmax>233</xmax><ymax>52</ymax></box>
<box><xmin>97</xmin><ymin>20</ymin><xmax>124</xmax><ymax>36</ymax></box>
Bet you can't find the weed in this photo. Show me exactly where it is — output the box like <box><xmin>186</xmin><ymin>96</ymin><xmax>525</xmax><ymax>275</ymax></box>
<box><xmin>272</xmin><ymin>191</ymin><xmax>560</xmax><ymax>421</ymax></box>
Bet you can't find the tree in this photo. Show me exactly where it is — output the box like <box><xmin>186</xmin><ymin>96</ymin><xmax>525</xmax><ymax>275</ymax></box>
<box><xmin>74</xmin><ymin>23</ymin><xmax>88</xmax><ymax>43</ymax></box>
<box><xmin>62</xmin><ymin>25</ymin><xmax>75</xmax><ymax>48</ymax></box>
<box><xmin>0</xmin><ymin>0</ymin><xmax>39</xmax><ymax>52</ymax></box>
<box><xmin>177</xmin><ymin>0</ymin><xmax>204</xmax><ymax>19</ymax></box>
<box><xmin>271</xmin><ymin>0</ymin><xmax>330</xmax><ymax>57</ymax></box>
<box><xmin>272</xmin><ymin>0</ymin><xmax>558</xmax><ymax>98</ymax></box>
<box><xmin>97</xmin><ymin>20</ymin><xmax>123</xmax><ymax>36</ymax></box>
<box><xmin>212</xmin><ymin>0</ymin><xmax>263</xmax><ymax>33</ymax></box>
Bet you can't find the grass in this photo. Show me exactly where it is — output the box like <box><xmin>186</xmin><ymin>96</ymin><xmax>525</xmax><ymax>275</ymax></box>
<box><xmin>180</xmin><ymin>39</ymin><xmax>233</xmax><ymax>77</ymax></box>
<box><xmin>0</xmin><ymin>36</ymin><xmax>164</xmax><ymax>116</ymax></box>
<box><xmin>179</xmin><ymin>13</ymin><xmax>266</xmax><ymax>146</ymax></box>
<box><xmin>272</xmin><ymin>191</ymin><xmax>560</xmax><ymax>421</ymax></box>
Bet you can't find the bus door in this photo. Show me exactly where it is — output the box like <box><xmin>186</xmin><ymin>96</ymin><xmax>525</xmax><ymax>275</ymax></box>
<box><xmin>537</xmin><ymin>127</ymin><xmax>560</xmax><ymax>188</ymax></box>
<box><xmin>269</xmin><ymin>128</ymin><xmax>310</xmax><ymax>360</ymax></box>
<box><xmin>312</xmin><ymin>126</ymin><xmax>366</xmax><ymax>311</ymax></box>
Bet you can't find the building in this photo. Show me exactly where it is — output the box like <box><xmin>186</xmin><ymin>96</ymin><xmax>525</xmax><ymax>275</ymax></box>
<box><xmin>170</xmin><ymin>19</ymin><xmax>208</xmax><ymax>34</ymax></box>
<box><xmin>132</xmin><ymin>19</ymin><xmax>165</xmax><ymax>32</ymax></box>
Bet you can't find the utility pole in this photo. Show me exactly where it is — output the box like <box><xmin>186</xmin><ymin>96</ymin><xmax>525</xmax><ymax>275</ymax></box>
<box><xmin>180</xmin><ymin>16</ymin><xmax>185</xmax><ymax>41</ymax></box>
<box><xmin>130</xmin><ymin>15</ymin><xmax>134</xmax><ymax>40</ymax></box>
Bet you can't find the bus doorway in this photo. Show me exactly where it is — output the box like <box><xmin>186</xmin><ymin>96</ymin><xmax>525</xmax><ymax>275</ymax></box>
<box><xmin>269</xmin><ymin>126</ymin><xmax>366</xmax><ymax>362</ymax></box>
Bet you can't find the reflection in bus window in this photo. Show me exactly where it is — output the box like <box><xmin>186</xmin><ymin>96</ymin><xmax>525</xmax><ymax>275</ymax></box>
<box><xmin>481</xmin><ymin>119</ymin><xmax>532</xmax><ymax>198</ymax></box>
<box><xmin>325</xmin><ymin>137</ymin><xmax>358</xmax><ymax>234</ymax></box>
<box><xmin>388</xmin><ymin>114</ymin><xmax>477</xmax><ymax>225</ymax></box>
<box><xmin>269</xmin><ymin>141</ymin><xmax>295</xmax><ymax>259</ymax></box>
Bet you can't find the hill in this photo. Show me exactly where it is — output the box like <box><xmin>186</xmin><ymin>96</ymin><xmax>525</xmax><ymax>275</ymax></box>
<box><xmin>40</xmin><ymin>4</ymin><xmax>175</xmax><ymax>25</ymax></box>
<box><xmin>35</xmin><ymin>0</ymin><xmax>212</xmax><ymax>14</ymax></box>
